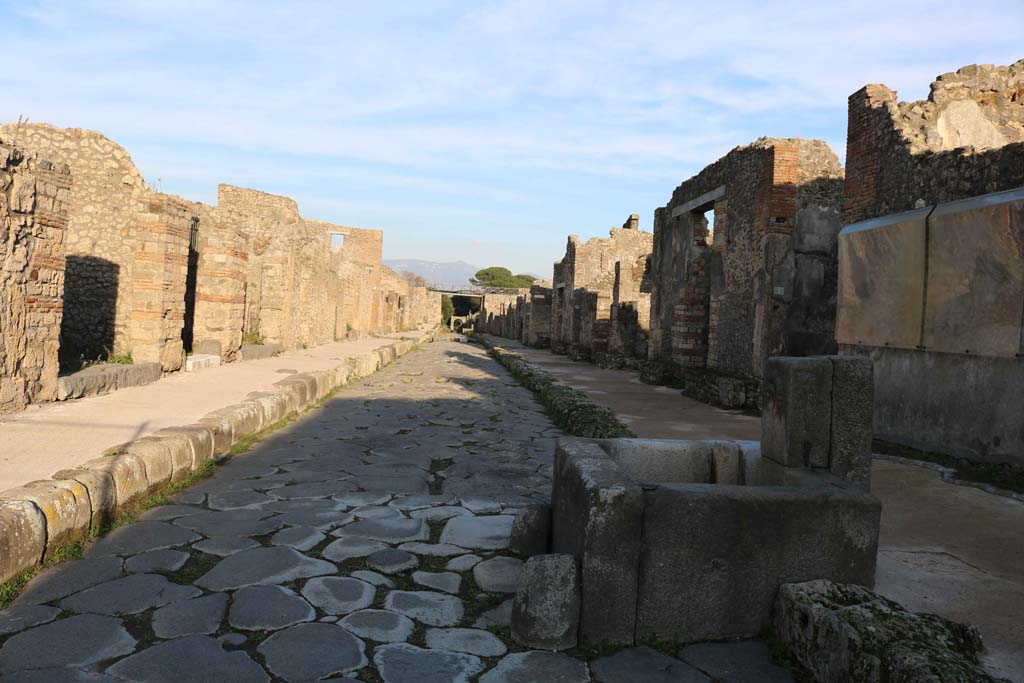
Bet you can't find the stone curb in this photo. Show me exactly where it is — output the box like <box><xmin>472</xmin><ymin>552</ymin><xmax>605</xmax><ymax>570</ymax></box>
<box><xmin>56</xmin><ymin>362</ymin><xmax>162</xmax><ymax>401</ymax></box>
<box><xmin>0</xmin><ymin>327</ymin><xmax>443</xmax><ymax>585</ymax></box>
<box><xmin>472</xmin><ymin>334</ymin><xmax>635</xmax><ymax>440</ymax></box>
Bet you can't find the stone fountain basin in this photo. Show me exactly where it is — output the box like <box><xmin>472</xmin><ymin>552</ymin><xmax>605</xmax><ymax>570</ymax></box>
<box><xmin>551</xmin><ymin>437</ymin><xmax>881</xmax><ymax>645</ymax></box>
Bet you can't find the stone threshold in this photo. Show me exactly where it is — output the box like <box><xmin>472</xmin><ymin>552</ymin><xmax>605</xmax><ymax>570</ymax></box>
<box><xmin>56</xmin><ymin>362</ymin><xmax>162</xmax><ymax>401</ymax></box>
<box><xmin>0</xmin><ymin>327</ymin><xmax>443</xmax><ymax>586</ymax></box>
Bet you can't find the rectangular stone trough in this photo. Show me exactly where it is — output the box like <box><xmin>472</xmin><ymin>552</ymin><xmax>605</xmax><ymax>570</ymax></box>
<box><xmin>551</xmin><ymin>436</ymin><xmax>881</xmax><ymax>645</ymax></box>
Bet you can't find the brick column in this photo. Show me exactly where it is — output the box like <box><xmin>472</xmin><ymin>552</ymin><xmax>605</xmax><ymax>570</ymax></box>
<box><xmin>843</xmin><ymin>84</ymin><xmax>897</xmax><ymax>225</ymax></box>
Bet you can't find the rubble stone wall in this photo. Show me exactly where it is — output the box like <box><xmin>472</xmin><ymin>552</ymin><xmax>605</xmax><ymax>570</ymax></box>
<box><xmin>844</xmin><ymin>60</ymin><xmax>1024</xmax><ymax>224</ymax></box>
<box><xmin>648</xmin><ymin>138</ymin><xmax>843</xmax><ymax>405</ymax></box>
<box><xmin>0</xmin><ymin>142</ymin><xmax>71</xmax><ymax>414</ymax></box>
<box><xmin>0</xmin><ymin>124</ymin><xmax>150</xmax><ymax>364</ymax></box>
<box><xmin>329</xmin><ymin>225</ymin><xmax>384</xmax><ymax>336</ymax></box>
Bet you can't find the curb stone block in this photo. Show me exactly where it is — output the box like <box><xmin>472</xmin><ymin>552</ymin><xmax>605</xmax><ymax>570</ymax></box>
<box><xmin>0</xmin><ymin>501</ymin><xmax>47</xmax><ymax>584</ymax></box>
<box><xmin>124</xmin><ymin>438</ymin><xmax>174</xmax><ymax>494</ymax></box>
<box><xmin>52</xmin><ymin>468</ymin><xmax>117</xmax><ymax>530</ymax></box>
<box><xmin>828</xmin><ymin>356</ymin><xmax>874</xmax><ymax>490</ymax></box>
<box><xmin>511</xmin><ymin>554</ymin><xmax>580</xmax><ymax>651</ymax></box>
<box><xmin>198</xmin><ymin>412</ymin><xmax>235</xmax><ymax>456</ymax></box>
<box><xmin>509</xmin><ymin>504</ymin><xmax>552</xmax><ymax>557</ymax></box>
<box><xmin>762</xmin><ymin>357</ymin><xmax>833</xmax><ymax>469</ymax></box>
<box><xmin>153</xmin><ymin>425</ymin><xmax>215</xmax><ymax>470</ymax></box>
<box><xmin>79</xmin><ymin>454</ymin><xmax>150</xmax><ymax>514</ymax></box>
<box><xmin>0</xmin><ymin>481</ymin><xmax>92</xmax><ymax>559</ymax></box>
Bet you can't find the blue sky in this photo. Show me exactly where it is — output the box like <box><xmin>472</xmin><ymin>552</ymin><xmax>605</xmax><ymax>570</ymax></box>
<box><xmin>2</xmin><ymin>1</ymin><xmax>1020</xmax><ymax>275</ymax></box>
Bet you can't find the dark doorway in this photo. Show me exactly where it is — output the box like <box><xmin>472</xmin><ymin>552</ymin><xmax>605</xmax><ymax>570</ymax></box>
<box><xmin>181</xmin><ymin>216</ymin><xmax>200</xmax><ymax>352</ymax></box>
<box><xmin>59</xmin><ymin>256</ymin><xmax>121</xmax><ymax>372</ymax></box>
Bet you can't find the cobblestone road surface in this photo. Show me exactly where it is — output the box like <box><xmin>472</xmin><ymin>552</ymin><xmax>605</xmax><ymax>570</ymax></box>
<box><xmin>0</xmin><ymin>338</ymin><xmax>792</xmax><ymax>682</ymax></box>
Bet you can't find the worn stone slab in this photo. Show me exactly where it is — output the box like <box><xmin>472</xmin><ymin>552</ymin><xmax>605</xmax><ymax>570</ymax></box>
<box><xmin>480</xmin><ymin>651</ymin><xmax>591</xmax><ymax>683</ymax></box>
<box><xmin>85</xmin><ymin>521</ymin><xmax>199</xmax><ymax>557</ymax></box>
<box><xmin>590</xmin><ymin>647</ymin><xmax>710</xmax><ymax>682</ymax></box>
<box><xmin>0</xmin><ymin>481</ymin><xmax>92</xmax><ymax>560</ymax></box>
<box><xmin>474</xmin><ymin>556</ymin><xmax>524</xmax><ymax>593</ymax></box>
<box><xmin>389</xmin><ymin>494</ymin><xmax>457</xmax><ymax>510</ymax></box>
<box><xmin>52</xmin><ymin>468</ymin><xmax>117</xmax><ymax>530</ymax></box>
<box><xmin>413</xmin><ymin>571</ymin><xmax>462</xmax><ymax>594</ymax></box>
<box><xmin>368</xmin><ymin>548</ymin><xmax>420</xmax><ymax>574</ymax></box>
<box><xmin>268</xmin><ymin>481</ymin><xmax>358</xmax><ymax>499</ymax></box>
<box><xmin>410</xmin><ymin>505</ymin><xmax>472</xmax><ymax>521</ymax></box>
<box><xmin>106</xmin><ymin>635</ymin><xmax>269</xmax><ymax>682</ymax></box>
<box><xmin>446</xmin><ymin>554</ymin><xmax>483</xmax><ymax>572</ymax></box>
<box><xmin>335</xmin><ymin>517</ymin><xmax>430</xmax><ymax>543</ymax></box>
<box><xmin>78</xmin><ymin>454</ymin><xmax>150</xmax><ymax>514</ymax></box>
<box><xmin>509</xmin><ymin>504</ymin><xmax>551</xmax><ymax>556</ymax></box>
<box><xmin>56</xmin><ymin>362</ymin><xmax>161</xmax><ymax>401</ymax></box>
<box><xmin>2</xmin><ymin>668</ymin><xmax>119</xmax><ymax>682</ymax></box>
<box><xmin>426</xmin><ymin>628</ymin><xmax>508</xmax><ymax>657</ymax></box>
<box><xmin>15</xmin><ymin>557</ymin><xmax>123</xmax><ymax>605</ymax></box>
<box><xmin>473</xmin><ymin>599</ymin><xmax>514</xmax><ymax>629</ymax></box>
<box><xmin>207</xmin><ymin>490</ymin><xmax>275</xmax><ymax>510</ymax></box>
<box><xmin>60</xmin><ymin>573</ymin><xmax>200</xmax><ymax>615</ymax></box>
<box><xmin>229</xmin><ymin>584</ymin><xmax>315</xmax><ymax>631</ymax></box>
<box><xmin>385</xmin><ymin>590</ymin><xmax>464</xmax><ymax>626</ymax></box>
<box><xmin>398</xmin><ymin>542</ymin><xmax>467</xmax><ymax>557</ymax></box>
<box><xmin>0</xmin><ymin>614</ymin><xmax>136</xmax><ymax>673</ymax></box>
<box><xmin>439</xmin><ymin>515</ymin><xmax>515</xmax><ymax>550</ymax></box>
<box><xmin>152</xmin><ymin>593</ymin><xmax>229</xmax><ymax>638</ymax></box>
<box><xmin>196</xmin><ymin>546</ymin><xmax>336</xmax><ymax>591</ymax></box>
<box><xmin>352</xmin><ymin>569</ymin><xmax>395</xmax><ymax>587</ymax></box>
<box><xmin>351</xmin><ymin>504</ymin><xmax>405</xmax><ymax>519</ymax></box>
<box><xmin>511</xmin><ymin>554</ymin><xmax>579</xmax><ymax>651</ymax></box>
<box><xmin>0</xmin><ymin>604</ymin><xmax>61</xmax><ymax>636</ymax></box>
<box><xmin>173</xmin><ymin>509</ymin><xmax>282</xmax><ymax>537</ymax></box>
<box><xmin>301</xmin><ymin>576</ymin><xmax>376</xmax><ymax>615</ymax></box>
<box><xmin>321</xmin><ymin>536</ymin><xmax>390</xmax><ymax>562</ymax></box>
<box><xmin>828</xmin><ymin>356</ymin><xmax>874</xmax><ymax>489</ymax></box>
<box><xmin>192</xmin><ymin>536</ymin><xmax>261</xmax><ymax>556</ymax></box>
<box><xmin>270</xmin><ymin>525</ymin><xmax>325</xmax><ymax>551</ymax></box>
<box><xmin>258</xmin><ymin>623</ymin><xmax>367</xmax><ymax>681</ymax></box>
<box><xmin>374</xmin><ymin>643</ymin><xmax>483</xmax><ymax>683</ymax></box>
<box><xmin>124</xmin><ymin>549</ymin><xmax>190</xmax><ymax>573</ymax></box>
<box><xmin>677</xmin><ymin>641</ymin><xmax>794</xmax><ymax>683</ymax></box>
<box><xmin>339</xmin><ymin>608</ymin><xmax>415</xmax><ymax>643</ymax></box>
<box><xmin>335</xmin><ymin>491</ymin><xmax>392</xmax><ymax>507</ymax></box>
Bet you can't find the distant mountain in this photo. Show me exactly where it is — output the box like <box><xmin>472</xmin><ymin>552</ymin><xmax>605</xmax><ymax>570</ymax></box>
<box><xmin>383</xmin><ymin>259</ymin><xmax>481</xmax><ymax>289</ymax></box>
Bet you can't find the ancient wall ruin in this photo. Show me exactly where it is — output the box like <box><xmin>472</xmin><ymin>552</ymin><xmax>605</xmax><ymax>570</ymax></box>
<box><xmin>845</xmin><ymin>60</ymin><xmax>1024</xmax><ymax>225</ymax></box>
<box><xmin>838</xmin><ymin>60</ymin><xmax>1024</xmax><ymax>466</ymax></box>
<box><xmin>0</xmin><ymin>121</ymin><xmax>439</xmax><ymax>414</ymax></box>
<box><xmin>551</xmin><ymin>215</ymin><xmax>653</xmax><ymax>358</ymax></box>
<box><xmin>647</xmin><ymin>138</ymin><xmax>844</xmax><ymax>407</ymax></box>
<box><xmin>0</xmin><ymin>142</ymin><xmax>71</xmax><ymax>414</ymax></box>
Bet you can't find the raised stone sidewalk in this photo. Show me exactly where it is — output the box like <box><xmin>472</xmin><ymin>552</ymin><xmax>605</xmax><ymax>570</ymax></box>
<box><xmin>0</xmin><ymin>326</ymin><xmax>441</xmax><ymax>586</ymax></box>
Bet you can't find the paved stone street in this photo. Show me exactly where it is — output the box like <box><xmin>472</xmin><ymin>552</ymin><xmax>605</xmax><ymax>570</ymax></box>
<box><xmin>0</xmin><ymin>338</ymin><xmax>792</xmax><ymax>682</ymax></box>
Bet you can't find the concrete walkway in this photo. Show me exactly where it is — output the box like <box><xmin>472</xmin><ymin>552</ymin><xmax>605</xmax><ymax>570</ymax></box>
<box><xmin>0</xmin><ymin>327</ymin><xmax>436</xmax><ymax>493</ymax></box>
<box><xmin>491</xmin><ymin>338</ymin><xmax>1024</xmax><ymax>680</ymax></box>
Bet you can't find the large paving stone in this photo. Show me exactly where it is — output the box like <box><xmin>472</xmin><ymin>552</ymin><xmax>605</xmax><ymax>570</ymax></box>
<box><xmin>351</xmin><ymin>504</ymin><xmax>405</xmax><ymax>519</ymax></box>
<box><xmin>152</xmin><ymin>593</ymin><xmax>228</xmax><ymax>638</ymax></box>
<box><xmin>439</xmin><ymin>515</ymin><xmax>515</xmax><ymax>550</ymax></box>
<box><xmin>258</xmin><ymin>623</ymin><xmax>367</xmax><ymax>681</ymax></box>
<box><xmin>270</xmin><ymin>525</ymin><xmax>325</xmax><ymax>551</ymax></box>
<box><xmin>321</xmin><ymin>536</ymin><xmax>390</xmax><ymax>562</ymax></box>
<box><xmin>590</xmin><ymin>647</ymin><xmax>710</xmax><ymax>682</ymax></box>
<box><xmin>301</xmin><ymin>576</ymin><xmax>376</xmax><ymax>614</ymax></box>
<box><xmin>413</xmin><ymin>571</ymin><xmax>462</xmax><ymax>594</ymax></box>
<box><xmin>208</xmin><ymin>490</ymin><xmax>275</xmax><ymax>510</ymax></box>
<box><xmin>677</xmin><ymin>641</ymin><xmax>794</xmax><ymax>683</ymax></box>
<box><xmin>124</xmin><ymin>549</ymin><xmax>190</xmax><ymax>573</ymax></box>
<box><xmin>339</xmin><ymin>608</ymin><xmax>415</xmax><ymax>643</ymax></box>
<box><xmin>2</xmin><ymin>669</ymin><xmax>118</xmax><ymax>682</ymax></box>
<box><xmin>335</xmin><ymin>491</ymin><xmax>392</xmax><ymax>507</ymax></box>
<box><xmin>229</xmin><ymin>584</ymin><xmax>315</xmax><ymax>631</ymax></box>
<box><xmin>15</xmin><ymin>557</ymin><xmax>123</xmax><ymax>605</ymax></box>
<box><xmin>105</xmin><ymin>635</ymin><xmax>269</xmax><ymax>682</ymax></box>
<box><xmin>446</xmin><ymin>554</ymin><xmax>482</xmax><ymax>571</ymax></box>
<box><xmin>509</xmin><ymin>504</ymin><xmax>551</xmax><ymax>556</ymax></box>
<box><xmin>385</xmin><ymin>590</ymin><xmax>464</xmax><ymax>626</ymax></box>
<box><xmin>196</xmin><ymin>546</ymin><xmax>336</xmax><ymax>590</ymax></box>
<box><xmin>335</xmin><ymin>517</ymin><xmax>430</xmax><ymax>543</ymax></box>
<box><xmin>0</xmin><ymin>604</ymin><xmax>61</xmax><ymax>636</ymax></box>
<box><xmin>352</xmin><ymin>569</ymin><xmax>395</xmax><ymax>587</ymax></box>
<box><xmin>192</xmin><ymin>536</ymin><xmax>261</xmax><ymax>556</ymax></box>
<box><xmin>426</xmin><ymin>627</ymin><xmax>508</xmax><ymax>657</ymax></box>
<box><xmin>60</xmin><ymin>573</ymin><xmax>200</xmax><ymax>615</ymax></box>
<box><xmin>374</xmin><ymin>643</ymin><xmax>483</xmax><ymax>683</ymax></box>
<box><xmin>474</xmin><ymin>556</ymin><xmax>523</xmax><ymax>593</ymax></box>
<box><xmin>480</xmin><ymin>651</ymin><xmax>591</xmax><ymax>683</ymax></box>
<box><xmin>368</xmin><ymin>548</ymin><xmax>419</xmax><ymax>574</ymax></box>
<box><xmin>83</xmin><ymin>521</ymin><xmax>199</xmax><ymax>558</ymax></box>
<box><xmin>174</xmin><ymin>509</ymin><xmax>283</xmax><ymax>537</ymax></box>
<box><xmin>268</xmin><ymin>481</ymin><xmax>358</xmax><ymax>499</ymax></box>
<box><xmin>398</xmin><ymin>542</ymin><xmax>468</xmax><ymax>557</ymax></box>
<box><xmin>410</xmin><ymin>505</ymin><xmax>472</xmax><ymax>521</ymax></box>
<box><xmin>473</xmin><ymin>599</ymin><xmax>513</xmax><ymax>629</ymax></box>
<box><xmin>0</xmin><ymin>614</ymin><xmax>136</xmax><ymax>673</ymax></box>
<box><xmin>511</xmin><ymin>554</ymin><xmax>580</xmax><ymax>651</ymax></box>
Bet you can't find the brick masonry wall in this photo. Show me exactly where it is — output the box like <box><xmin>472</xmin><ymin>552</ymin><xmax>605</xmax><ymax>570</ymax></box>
<box><xmin>649</xmin><ymin>138</ymin><xmax>843</xmax><ymax>392</ymax></box>
<box><xmin>192</xmin><ymin>202</ymin><xmax>249</xmax><ymax>359</ymax></box>
<box><xmin>0</xmin><ymin>124</ymin><xmax>150</xmax><ymax>364</ymax></box>
<box><xmin>844</xmin><ymin>60</ymin><xmax>1024</xmax><ymax>224</ymax></box>
<box><xmin>0</xmin><ymin>143</ymin><xmax>71</xmax><ymax>414</ymax></box>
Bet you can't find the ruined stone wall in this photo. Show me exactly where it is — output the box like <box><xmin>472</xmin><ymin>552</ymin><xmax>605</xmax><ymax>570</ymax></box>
<box><xmin>608</xmin><ymin>254</ymin><xmax>652</xmax><ymax>361</ymax></box>
<box><xmin>0</xmin><ymin>124</ymin><xmax>150</xmax><ymax>364</ymax></box>
<box><xmin>192</xmin><ymin>202</ymin><xmax>249</xmax><ymax>359</ymax></box>
<box><xmin>379</xmin><ymin>266</ymin><xmax>409</xmax><ymax>333</ymax></box>
<box><xmin>648</xmin><ymin>138</ymin><xmax>843</xmax><ymax>403</ymax></box>
<box><xmin>407</xmin><ymin>286</ymin><xmax>441</xmax><ymax>329</ymax></box>
<box><xmin>844</xmin><ymin>60</ymin><xmax>1024</xmax><ymax>225</ymax></box>
<box><xmin>0</xmin><ymin>143</ymin><xmax>70</xmax><ymax>414</ymax></box>
<box><xmin>477</xmin><ymin>290</ymin><xmax>529</xmax><ymax>337</ymax></box>
<box><xmin>526</xmin><ymin>284</ymin><xmax>552</xmax><ymax>347</ymax></box>
<box><xmin>552</xmin><ymin>215</ymin><xmax>653</xmax><ymax>354</ymax></box>
<box><xmin>329</xmin><ymin>225</ymin><xmax>384</xmax><ymax>336</ymax></box>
